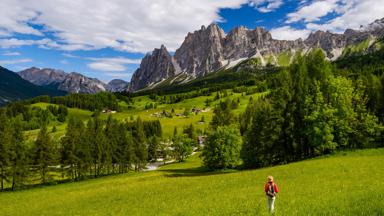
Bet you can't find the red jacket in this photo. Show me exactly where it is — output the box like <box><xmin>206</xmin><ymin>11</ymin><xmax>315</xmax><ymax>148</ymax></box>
<box><xmin>264</xmin><ymin>182</ymin><xmax>279</xmax><ymax>193</ymax></box>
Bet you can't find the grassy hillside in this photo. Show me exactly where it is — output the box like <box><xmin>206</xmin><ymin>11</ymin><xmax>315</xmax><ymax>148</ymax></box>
<box><xmin>0</xmin><ymin>149</ymin><xmax>382</xmax><ymax>215</ymax></box>
<box><xmin>24</xmin><ymin>90</ymin><xmax>267</xmax><ymax>141</ymax></box>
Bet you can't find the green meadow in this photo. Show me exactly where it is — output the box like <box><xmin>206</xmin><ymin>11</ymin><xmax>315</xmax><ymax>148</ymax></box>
<box><xmin>24</xmin><ymin>90</ymin><xmax>265</xmax><ymax>140</ymax></box>
<box><xmin>0</xmin><ymin>149</ymin><xmax>383</xmax><ymax>215</ymax></box>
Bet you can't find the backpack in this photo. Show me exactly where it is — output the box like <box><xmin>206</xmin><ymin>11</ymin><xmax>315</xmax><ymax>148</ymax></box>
<box><xmin>267</xmin><ymin>183</ymin><xmax>276</xmax><ymax>197</ymax></box>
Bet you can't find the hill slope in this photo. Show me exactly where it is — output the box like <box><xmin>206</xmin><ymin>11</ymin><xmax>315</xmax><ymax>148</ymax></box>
<box><xmin>0</xmin><ymin>149</ymin><xmax>383</xmax><ymax>215</ymax></box>
<box><xmin>0</xmin><ymin>66</ymin><xmax>66</xmax><ymax>105</ymax></box>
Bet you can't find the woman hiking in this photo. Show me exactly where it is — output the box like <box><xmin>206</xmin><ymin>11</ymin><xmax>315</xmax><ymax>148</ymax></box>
<box><xmin>264</xmin><ymin>176</ymin><xmax>279</xmax><ymax>214</ymax></box>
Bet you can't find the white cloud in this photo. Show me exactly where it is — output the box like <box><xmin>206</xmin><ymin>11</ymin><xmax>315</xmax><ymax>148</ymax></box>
<box><xmin>2</xmin><ymin>51</ymin><xmax>21</xmax><ymax>56</ymax></box>
<box><xmin>0</xmin><ymin>58</ymin><xmax>32</xmax><ymax>65</ymax></box>
<box><xmin>0</xmin><ymin>0</ymin><xmax>42</xmax><ymax>36</ymax></box>
<box><xmin>272</xmin><ymin>0</ymin><xmax>384</xmax><ymax>40</ymax></box>
<box><xmin>306</xmin><ymin>0</ymin><xmax>384</xmax><ymax>33</ymax></box>
<box><xmin>87</xmin><ymin>57</ymin><xmax>141</xmax><ymax>72</ymax></box>
<box><xmin>0</xmin><ymin>38</ymin><xmax>51</xmax><ymax>49</ymax></box>
<box><xmin>0</xmin><ymin>0</ymin><xmax>248</xmax><ymax>53</ymax></box>
<box><xmin>270</xmin><ymin>26</ymin><xmax>311</xmax><ymax>40</ymax></box>
<box><xmin>286</xmin><ymin>0</ymin><xmax>339</xmax><ymax>23</ymax></box>
<box><xmin>249</xmin><ymin>0</ymin><xmax>283</xmax><ymax>13</ymax></box>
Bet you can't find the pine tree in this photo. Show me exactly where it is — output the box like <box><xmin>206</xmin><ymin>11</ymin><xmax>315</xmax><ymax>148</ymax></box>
<box><xmin>9</xmin><ymin>117</ymin><xmax>28</xmax><ymax>191</ymax></box>
<box><xmin>61</xmin><ymin>117</ymin><xmax>83</xmax><ymax>180</ymax></box>
<box><xmin>122</xmin><ymin>128</ymin><xmax>134</xmax><ymax>173</ymax></box>
<box><xmin>132</xmin><ymin>118</ymin><xmax>147</xmax><ymax>171</ymax></box>
<box><xmin>210</xmin><ymin>99</ymin><xmax>236</xmax><ymax>129</ymax></box>
<box><xmin>0</xmin><ymin>110</ymin><xmax>11</xmax><ymax>191</ymax></box>
<box><xmin>34</xmin><ymin>123</ymin><xmax>55</xmax><ymax>184</ymax></box>
<box><xmin>104</xmin><ymin>115</ymin><xmax>119</xmax><ymax>174</ymax></box>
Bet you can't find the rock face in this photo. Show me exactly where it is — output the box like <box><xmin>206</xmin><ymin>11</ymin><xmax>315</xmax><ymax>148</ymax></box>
<box><xmin>18</xmin><ymin>68</ymin><xmax>107</xmax><ymax>94</ymax></box>
<box><xmin>18</xmin><ymin>67</ymin><xmax>67</xmax><ymax>86</ymax></box>
<box><xmin>129</xmin><ymin>18</ymin><xmax>384</xmax><ymax>92</ymax></box>
<box><xmin>129</xmin><ymin>45</ymin><xmax>179</xmax><ymax>91</ymax></box>
<box><xmin>107</xmin><ymin>79</ymin><xmax>129</xmax><ymax>92</ymax></box>
<box><xmin>58</xmin><ymin>72</ymin><xmax>106</xmax><ymax>94</ymax></box>
<box><xmin>174</xmin><ymin>24</ymin><xmax>226</xmax><ymax>77</ymax></box>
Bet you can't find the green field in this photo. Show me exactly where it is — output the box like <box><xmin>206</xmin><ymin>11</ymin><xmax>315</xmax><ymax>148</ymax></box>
<box><xmin>24</xmin><ymin>90</ymin><xmax>266</xmax><ymax>140</ymax></box>
<box><xmin>0</xmin><ymin>149</ymin><xmax>383</xmax><ymax>215</ymax></box>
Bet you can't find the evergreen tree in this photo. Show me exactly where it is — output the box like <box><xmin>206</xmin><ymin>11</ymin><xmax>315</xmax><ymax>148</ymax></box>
<box><xmin>148</xmin><ymin>136</ymin><xmax>160</xmax><ymax>162</ymax></box>
<box><xmin>241</xmin><ymin>100</ymin><xmax>281</xmax><ymax>168</ymax></box>
<box><xmin>210</xmin><ymin>99</ymin><xmax>236</xmax><ymax>129</ymax></box>
<box><xmin>121</xmin><ymin>125</ymin><xmax>134</xmax><ymax>173</ymax></box>
<box><xmin>34</xmin><ymin>123</ymin><xmax>55</xmax><ymax>184</ymax></box>
<box><xmin>61</xmin><ymin>117</ymin><xmax>84</xmax><ymax>180</ymax></box>
<box><xmin>132</xmin><ymin>118</ymin><xmax>148</xmax><ymax>171</ymax></box>
<box><xmin>9</xmin><ymin>118</ymin><xmax>28</xmax><ymax>190</ymax></box>
<box><xmin>0</xmin><ymin>110</ymin><xmax>11</xmax><ymax>191</ymax></box>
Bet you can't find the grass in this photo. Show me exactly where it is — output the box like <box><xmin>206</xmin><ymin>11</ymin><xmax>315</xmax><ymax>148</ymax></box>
<box><xmin>25</xmin><ymin>103</ymin><xmax>94</xmax><ymax>141</ymax></box>
<box><xmin>0</xmin><ymin>148</ymin><xmax>383</xmax><ymax>215</ymax></box>
<box><xmin>342</xmin><ymin>37</ymin><xmax>372</xmax><ymax>56</ymax></box>
<box><xmin>277</xmin><ymin>51</ymin><xmax>292</xmax><ymax>67</ymax></box>
<box><xmin>24</xmin><ymin>90</ymin><xmax>266</xmax><ymax>139</ymax></box>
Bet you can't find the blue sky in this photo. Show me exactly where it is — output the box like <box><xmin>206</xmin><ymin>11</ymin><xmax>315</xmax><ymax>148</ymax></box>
<box><xmin>0</xmin><ymin>0</ymin><xmax>383</xmax><ymax>83</ymax></box>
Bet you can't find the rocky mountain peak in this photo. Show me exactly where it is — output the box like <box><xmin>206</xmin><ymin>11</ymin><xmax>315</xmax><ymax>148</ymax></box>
<box><xmin>129</xmin><ymin>45</ymin><xmax>178</xmax><ymax>92</ymax></box>
<box><xmin>174</xmin><ymin>23</ymin><xmax>225</xmax><ymax>77</ymax></box>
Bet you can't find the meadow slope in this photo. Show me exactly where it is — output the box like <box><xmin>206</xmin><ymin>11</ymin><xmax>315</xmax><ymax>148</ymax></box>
<box><xmin>0</xmin><ymin>149</ymin><xmax>383</xmax><ymax>215</ymax></box>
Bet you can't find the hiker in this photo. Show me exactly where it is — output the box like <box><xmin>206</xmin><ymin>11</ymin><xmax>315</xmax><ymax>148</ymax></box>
<box><xmin>265</xmin><ymin>175</ymin><xmax>279</xmax><ymax>214</ymax></box>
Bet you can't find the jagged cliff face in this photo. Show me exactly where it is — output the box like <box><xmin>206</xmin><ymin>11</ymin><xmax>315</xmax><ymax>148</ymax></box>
<box><xmin>18</xmin><ymin>68</ymin><xmax>107</xmax><ymax>94</ymax></box>
<box><xmin>174</xmin><ymin>24</ymin><xmax>226</xmax><ymax>77</ymax></box>
<box><xmin>129</xmin><ymin>18</ymin><xmax>384</xmax><ymax>92</ymax></box>
<box><xmin>129</xmin><ymin>45</ymin><xmax>179</xmax><ymax>91</ymax></box>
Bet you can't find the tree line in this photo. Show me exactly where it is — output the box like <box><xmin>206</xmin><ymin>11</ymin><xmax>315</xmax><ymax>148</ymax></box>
<box><xmin>0</xmin><ymin>109</ymin><xmax>167</xmax><ymax>191</ymax></box>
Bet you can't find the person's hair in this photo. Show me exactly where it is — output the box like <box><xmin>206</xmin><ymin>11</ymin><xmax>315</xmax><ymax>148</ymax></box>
<box><xmin>267</xmin><ymin>176</ymin><xmax>274</xmax><ymax>182</ymax></box>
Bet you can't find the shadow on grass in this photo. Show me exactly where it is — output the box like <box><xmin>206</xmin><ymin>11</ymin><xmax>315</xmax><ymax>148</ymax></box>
<box><xmin>160</xmin><ymin>166</ymin><xmax>237</xmax><ymax>178</ymax></box>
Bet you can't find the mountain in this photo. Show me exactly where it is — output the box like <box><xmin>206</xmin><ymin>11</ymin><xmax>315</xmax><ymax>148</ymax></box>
<box><xmin>18</xmin><ymin>67</ymin><xmax>67</xmax><ymax>86</ymax></box>
<box><xmin>58</xmin><ymin>72</ymin><xmax>107</xmax><ymax>94</ymax></box>
<box><xmin>18</xmin><ymin>68</ymin><xmax>107</xmax><ymax>94</ymax></box>
<box><xmin>129</xmin><ymin>45</ymin><xmax>180</xmax><ymax>91</ymax></box>
<box><xmin>128</xmin><ymin>18</ymin><xmax>384</xmax><ymax>92</ymax></box>
<box><xmin>0</xmin><ymin>66</ymin><xmax>65</xmax><ymax>105</ymax></box>
<box><xmin>107</xmin><ymin>79</ymin><xmax>129</xmax><ymax>92</ymax></box>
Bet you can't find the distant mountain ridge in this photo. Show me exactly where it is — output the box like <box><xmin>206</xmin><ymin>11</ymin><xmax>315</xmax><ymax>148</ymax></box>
<box><xmin>107</xmin><ymin>79</ymin><xmax>129</xmax><ymax>92</ymax></box>
<box><xmin>129</xmin><ymin>18</ymin><xmax>384</xmax><ymax>92</ymax></box>
<box><xmin>18</xmin><ymin>67</ymin><xmax>129</xmax><ymax>94</ymax></box>
<box><xmin>0</xmin><ymin>66</ymin><xmax>65</xmax><ymax>105</ymax></box>
<box><xmin>19</xmin><ymin>68</ymin><xmax>130</xmax><ymax>93</ymax></box>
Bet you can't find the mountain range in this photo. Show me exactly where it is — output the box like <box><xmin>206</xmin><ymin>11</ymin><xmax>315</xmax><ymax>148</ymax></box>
<box><xmin>18</xmin><ymin>67</ymin><xmax>129</xmax><ymax>94</ymax></box>
<box><xmin>129</xmin><ymin>17</ymin><xmax>384</xmax><ymax>91</ymax></box>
